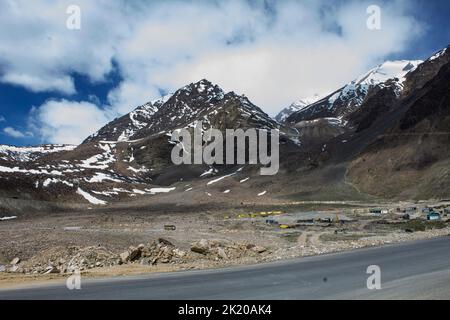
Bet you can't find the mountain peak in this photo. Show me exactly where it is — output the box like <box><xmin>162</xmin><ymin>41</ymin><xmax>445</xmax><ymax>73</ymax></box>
<box><xmin>170</xmin><ymin>79</ymin><xmax>225</xmax><ymax>104</ymax></box>
<box><xmin>84</xmin><ymin>78</ymin><xmax>273</xmax><ymax>143</ymax></box>
<box><xmin>195</xmin><ymin>78</ymin><xmax>214</xmax><ymax>86</ymax></box>
<box><xmin>180</xmin><ymin>79</ymin><xmax>222</xmax><ymax>94</ymax></box>
<box><xmin>275</xmin><ymin>95</ymin><xmax>322</xmax><ymax>123</ymax></box>
<box><xmin>427</xmin><ymin>46</ymin><xmax>448</xmax><ymax>62</ymax></box>
<box><xmin>353</xmin><ymin>60</ymin><xmax>422</xmax><ymax>87</ymax></box>
<box><xmin>284</xmin><ymin>59</ymin><xmax>423</xmax><ymax>124</ymax></box>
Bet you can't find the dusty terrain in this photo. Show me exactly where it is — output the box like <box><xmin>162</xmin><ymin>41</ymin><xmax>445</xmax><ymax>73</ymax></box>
<box><xmin>1</xmin><ymin>197</ymin><xmax>449</xmax><ymax>289</ymax></box>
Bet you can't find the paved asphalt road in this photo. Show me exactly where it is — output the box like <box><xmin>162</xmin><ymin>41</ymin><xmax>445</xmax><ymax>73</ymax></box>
<box><xmin>1</xmin><ymin>237</ymin><xmax>450</xmax><ymax>299</ymax></box>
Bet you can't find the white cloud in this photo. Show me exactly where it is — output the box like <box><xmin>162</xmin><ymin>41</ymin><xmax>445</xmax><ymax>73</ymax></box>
<box><xmin>0</xmin><ymin>0</ymin><xmax>125</xmax><ymax>94</ymax></box>
<box><xmin>0</xmin><ymin>115</ymin><xmax>5</xmax><ymax>122</ymax></box>
<box><xmin>29</xmin><ymin>99</ymin><xmax>110</xmax><ymax>144</ymax></box>
<box><xmin>0</xmin><ymin>0</ymin><xmax>424</xmax><ymax>143</ymax></box>
<box><xmin>2</xmin><ymin>73</ymin><xmax>75</xmax><ymax>94</ymax></box>
<box><xmin>144</xmin><ymin>1</ymin><xmax>424</xmax><ymax>114</ymax></box>
<box><xmin>3</xmin><ymin>127</ymin><xmax>32</xmax><ymax>138</ymax></box>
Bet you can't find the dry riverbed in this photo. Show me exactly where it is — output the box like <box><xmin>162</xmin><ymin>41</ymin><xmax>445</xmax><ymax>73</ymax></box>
<box><xmin>1</xmin><ymin>200</ymin><xmax>449</xmax><ymax>289</ymax></box>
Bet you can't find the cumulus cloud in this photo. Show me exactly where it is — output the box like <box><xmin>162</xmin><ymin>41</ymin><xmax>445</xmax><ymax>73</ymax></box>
<box><xmin>3</xmin><ymin>127</ymin><xmax>32</xmax><ymax>138</ymax></box>
<box><xmin>29</xmin><ymin>99</ymin><xmax>110</xmax><ymax>145</ymax></box>
<box><xmin>145</xmin><ymin>0</ymin><xmax>424</xmax><ymax>112</ymax></box>
<box><xmin>0</xmin><ymin>0</ymin><xmax>425</xmax><ymax>143</ymax></box>
<box><xmin>0</xmin><ymin>0</ymin><xmax>125</xmax><ymax>94</ymax></box>
<box><xmin>2</xmin><ymin>73</ymin><xmax>75</xmax><ymax>94</ymax></box>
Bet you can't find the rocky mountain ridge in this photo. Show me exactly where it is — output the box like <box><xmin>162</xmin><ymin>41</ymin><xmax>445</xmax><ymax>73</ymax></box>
<box><xmin>0</xmin><ymin>45</ymin><xmax>449</xmax><ymax>206</ymax></box>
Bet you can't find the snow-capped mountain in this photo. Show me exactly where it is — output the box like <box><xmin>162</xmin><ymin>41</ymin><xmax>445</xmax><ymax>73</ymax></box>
<box><xmin>0</xmin><ymin>79</ymin><xmax>281</xmax><ymax>205</ymax></box>
<box><xmin>428</xmin><ymin>46</ymin><xmax>447</xmax><ymax>62</ymax></box>
<box><xmin>1</xmin><ymin>45</ymin><xmax>449</xmax><ymax>205</ymax></box>
<box><xmin>0</xmin><ymin>144</ymin><xmax>76</xmax><ymax>162</ymax></box>
<box><xmin>86</xmin><ymin>79</ymin><xmax>278</xmax><ymax>144</ymax></box>
<box><xmin>84</xmin><ymin>94</ymin><xmax>172</xmax><ymax>144</ymax></box>
<box><xmin>286</xmin><ymin>60</ymin><xmax>422</xmax><ymax>124</ymax></box>
<box><xmin>275</xmin><ymin>95</ymin><xmax>321</xmax><ymax>123</ymax></box>
<box><xmin>347</xmin><ymin>46</ymin><xmax>450</xmax><ymax>198</ymax></box>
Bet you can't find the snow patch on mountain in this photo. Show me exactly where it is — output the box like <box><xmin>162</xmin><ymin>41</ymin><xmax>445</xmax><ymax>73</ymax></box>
<box><xmin>275</xmin><ymin>95</ymin><xmax>322</xmax><ymax>122</ymax></box>
<box><xmin>146</xmin><ymin>187</ymin><xmax>176</xmax><ymax>194</ymax></box>
<box><xmin>43</xmin><ymin>178</ymin><xmax>74</xmax><ymax>187</ymax></box>
<box><xmin>285</xmin><ymin>60</ymin><xmax>423</xmax><ymax>123</ymax></box>
<box><xmin>429</xmin><ymin>47</ymin><xmax>447</xmax><ymax>61</ymax></box>
<box><xmin>77</xmin><ymin>188</ymin><xmax>107</xmax><ymax>205</ymax></box>
<box><xmin>329</xmin><ymin>60</ymin><xmax>422</xmax><ymax>108</ymax></box>
<box><xmin>0</xmin><ymin>216</ymin><xmax>17</xmax><ymax>221</ymax></box>
<box><xmin>79</xmin><ymin>143</ymin><xmax>115</xmax><ymax>170</ymax></box>
<box><xmin>85</xmin><ymin>172</ymin><xmax>123</xmax><ymax>183</ymax></box>
<box><xmin>351</xmin><ymin>60</ymin><xmax>422</xmax><ymax>96</ymax></box>
<box><xmin>0</xmin><ymin>144</ymin><xmax>76</xmax><ymax>162</ymax></box>
<box><xmin>0</xmin><ymin>165</ymin><xmax>63</xmax><ymax>176</ymax></box>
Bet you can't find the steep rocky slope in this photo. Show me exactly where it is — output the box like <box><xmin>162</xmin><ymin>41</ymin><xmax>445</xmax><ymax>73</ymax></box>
<box><xmin>275</xmin><ymin>96</ymin><xmax>321</xmax><ymax>123</ymax></box>
<box><xmin>347</xmin><ymin>50</ymin><xmax>450</xmax><ymax>199</ymax></box>
<box><xmin>286</xmin><ymin>60</ymin><xmax>422</xmax><ymax>124</ymax></box>
<box><xmin>0</xmin><ymin>80</ymin><xmax>292</xmax><ymax>205</ymax></box>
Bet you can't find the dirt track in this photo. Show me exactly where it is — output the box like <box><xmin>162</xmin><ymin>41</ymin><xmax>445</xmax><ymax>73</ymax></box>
<box><xmin>1</xmin><ymin>197</ymin><xmax>449</xmax><ymax>288</ymax></box>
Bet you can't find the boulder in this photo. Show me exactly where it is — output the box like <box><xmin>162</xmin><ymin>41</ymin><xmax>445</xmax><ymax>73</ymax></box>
<box><xmin>140</xmin><ymin>246</ymin><xmax>153</xmax><ymax>258</ymax></box>
<box><xmin>173</xmin><ymin>248</ymin><xmax>186</xmax><ymax>258</ymax></box>
<box><xmin>217</xmin><ymin>247</ymin><xmax>228</xmax><ymax>259</ymax></box>
<box><xmin>44</xmin><ymin>266</ymin><xmax>59</xmax><ymax>274</ymax></box>
<box><xmin>10</xmin><ymin>257</ymin><xmax>20</xmax><ymax>265</ymax></box>
<box><xmin>158</xmin><ymin>238</ymin><xmax>173</xmax><ymax>246</ymax></box>
<box><xmin>128</xmin><ymin>246</ymin><xmax>142</xmax><ymax>261</ymax></box>
<box><xmin>119</xmin><ymin>251</ymin><xmax>130</xmax><ymax>264</ymax></box>
<box><xmin>252</xmin><ymin>246</ymin><xmax>267</xmax><ymax>253</ymax></box>
<box><xmin>191</xmin><ymin>239</ymin><xmax>210</xmax><ymax>255</ymax></box>
<box><xmin>9</xmin><ymin>265</ymin><xmax>19</xmax><ymax>273</ymax></box>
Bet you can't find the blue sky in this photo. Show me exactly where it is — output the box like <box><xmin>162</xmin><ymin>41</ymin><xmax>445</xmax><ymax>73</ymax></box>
<box><xmin>0</xmin><ymin>0</ymin><xmax>449</xmax><ymax>146</ymax></box>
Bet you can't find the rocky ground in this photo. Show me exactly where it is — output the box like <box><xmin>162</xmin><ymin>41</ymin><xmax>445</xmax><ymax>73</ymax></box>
<box><xmin>0</xmin><ymin>198</ymin><xmax>449</xmax><ymax>288</ymax></box>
